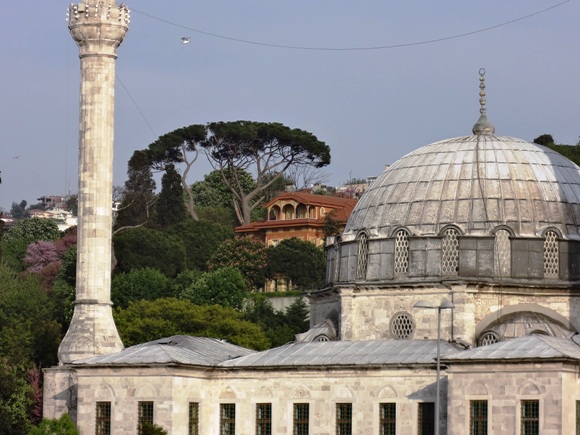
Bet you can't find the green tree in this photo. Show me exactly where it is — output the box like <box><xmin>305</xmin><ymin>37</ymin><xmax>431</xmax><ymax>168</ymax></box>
<box><xmin>155</xmin><ymin>164</ymin><xmax>188</xmax><ymax>230</ymax></box>
<box><xmin>179</xmin><ymin>267</ymin><xmax>248</xmax><ymax>310</ymax></box>
<box><xmin>266</xmin><ymin>238</ymin><xmax>326</xmax><ymax>290</ymax></box>
<box><xmin>10</xmin><ymin>200</ymin><xmax>28</xmax><ymax>219</ymax></box>
<box><xmin>533</xmin><ymin>134</ymin><xmax>555</xmax><ymax>146</ymax></box>
<box><xmin>0</xmin><ymin>360</ymin><xmax>33</xmax><ymax>435</ymax></box>
<box><xmin>208</xmin><ymin>237</ymin><xmax>267</xmax><ymax>290</ymax></box>
<box><xmin>115</xmin><ymin>150</ymin><xmax>157</xmax><ymax>229</ymax></box>
<box><xmin>29</xmin><ymin>413</ymin><xmax>79</xmax><ymax>435</ymax></box>
<box><xmin>2</xmin><ymin>218</ymin><xmax>61</xmax><ymax>270</ymax></box>
<box><xmin>112</xmin><ymin>268</ymin><xmax>174</xmax><ymax>309</ymax></box>
<box><xmin>147</xmin><ymin>124</ymin><xmax>207</xmax><ymax>220</ymax></box>
<box><xmin>114</xmin><ymin>298</ymin><xmax>270</xmax><ymax>350</ymax></box>
<box><xmin>201</xmin><ymin>121</ymin><xmax>331</xmax><ymax>225</ymax></box>
<box><xmin>3</xmin><ymin>217</ymin><xmax>60</xmax><ymax>244</ymax></box>
<box><xmin>113</xmin><ymin>227</ymin><xmax>186</xmax><ymax>278</ymax></box>
<box><xmin>167</xmin><ymin>219</ymin><xmax>234</xmax><ymax>271</ymax></box>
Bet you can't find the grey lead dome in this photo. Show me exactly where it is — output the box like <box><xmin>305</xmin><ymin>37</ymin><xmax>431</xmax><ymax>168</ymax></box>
<box><xmin>344</xmin><ymin>135</ymin><xmax>580</xmax><ymax>241</ymax></box>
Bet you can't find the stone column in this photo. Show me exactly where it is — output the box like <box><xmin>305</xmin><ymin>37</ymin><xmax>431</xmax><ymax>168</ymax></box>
<box><xmin>58</xmin><ymin>2</ymin><xmax>129</xmax><ymax>364</ymax></box>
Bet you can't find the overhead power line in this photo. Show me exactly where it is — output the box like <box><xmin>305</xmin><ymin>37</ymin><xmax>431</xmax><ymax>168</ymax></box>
<box><xmin>131</xmin><ymin>1</ymin><xmax>570</xmax><ymax>51</ymax></box>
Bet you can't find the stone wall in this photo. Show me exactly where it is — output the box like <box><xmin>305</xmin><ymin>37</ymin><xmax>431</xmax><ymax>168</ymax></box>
<box><xmin>447</xmin><ymin>361</ymin><xmax>577</xmax><ymax>435</ymax></box>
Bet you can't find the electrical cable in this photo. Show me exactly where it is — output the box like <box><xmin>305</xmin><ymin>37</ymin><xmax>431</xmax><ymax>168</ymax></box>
<box><xmin>131</xmin><ymin>1</ymin><xmax>570</xmax><ymax>51</ymax></box>
<box><xmin>115</xmin><ymin>74</ymin><xmax>158</xmax><ymax>140</ymax></box>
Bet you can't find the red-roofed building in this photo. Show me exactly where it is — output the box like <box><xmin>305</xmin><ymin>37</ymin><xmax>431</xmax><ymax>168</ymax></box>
<box><xmin>235</xmin><ymin>191</ymin><xmax>357</xmax><ymax>248</ymax></box>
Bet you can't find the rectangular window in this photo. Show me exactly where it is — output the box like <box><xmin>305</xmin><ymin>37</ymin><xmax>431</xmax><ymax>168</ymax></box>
<box><xmin>137</xmin><ymin>401</ymin><xmax>154</xmax><ymax>435</ymax></box>
<box><xmin>96</xmin><ymin>402</ymin><xmax>111</xmax><ymax>435</ymax></box>
<box><xmin>379</xmin><ymin>403</ymin><xmax>396</xmax><ymax>435</ymax></box>
<box><xmin>189</xmin><ymin>402</ymin><xmax>199</xmax><ymax>435</ymax></box>
<box><xmin>256</xmin><ymin>403</ymin><xmax>272</xmax><ymax>435</ymax></box>
<box><xmin>521</xmin><ymin>400</ymin><xmax>539</xmax><ymax>435</ymax></box>
<box><xmin>418</xmin><ymin>402</ymin><xmax>435</xmax><ymax>435</ymax></box>
<box><xmin>470</xmin><ymin>400</ymin><xmax>487</xmax><ymax>435</ymax></box>
<box><xmin>576</xmin><ymin>401</ymin><xmax>580</xmax><ymax>435</ymax></box>
<box><xmin>336</xmin><ymin>403</ymin><xmax>352</xmax><ymax>435</ymax></box>
<box><xmin>293</xmin><ymin>403</ymin><xmax>309</xmax><ymax>435</ymax></box>
<box><xmin>220</xmin><ymin>403</ymin><xmax>236</xmax><ymax>435</ymax></box>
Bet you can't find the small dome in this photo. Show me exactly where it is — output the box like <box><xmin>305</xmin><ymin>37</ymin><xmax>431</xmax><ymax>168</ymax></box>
<box><xmin>345</xmin><ymin>135</ymin><xmax>580</xmax><ymax>240</ymax></box>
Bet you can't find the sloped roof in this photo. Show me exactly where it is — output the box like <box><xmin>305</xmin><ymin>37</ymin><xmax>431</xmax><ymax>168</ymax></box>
<box><xmin>263</xmin><ymin>191</ymin><xmax>358</xmax><ymax>209</ymax></box>
<box><xmin>219</xmin><ymin>339</ymin><xmax>459</xmax><ymax>368</ymax></box>
<box><xmin>441</xmin><ymin>335</ymin><xmax>580</xmax><ymax>363</ymax></box>
<box><xmin>71</xmin><ymin>336</ymin><xmax>255</xmax><ymax>366</ymax></box>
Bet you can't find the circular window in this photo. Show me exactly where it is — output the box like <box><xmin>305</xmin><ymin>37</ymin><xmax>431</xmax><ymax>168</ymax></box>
<box><xmin>313</xmin><ymin>334</ymin><xmax>331</xmax><ymax>342</ymax></box>
<box><xmin>390</xmin><ymin>312</ymin><xmax>415</xmax><ymax>339</ymax></box>
<box><xmin>478</xmin><ymin>331</ymin><xmax>499</xmax><ymax>347</ymax></box>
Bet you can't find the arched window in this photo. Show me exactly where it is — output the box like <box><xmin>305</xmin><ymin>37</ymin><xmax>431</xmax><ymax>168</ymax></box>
<box><xmin>543</xmin><ymin>230</ymin><xmax>559</xmax><ymax>278</ymax></box>
<box><xmin>478</xmin><ymin>331</ymin><xmax>499</xmax><ymax>347</ymax></box>
<box><xmin>494</xmin><ymin>229</ymin><xmax>511</xmax><ymax>278</ymax></box>
<box><xmin>296</xmin><ymin>204</ymin><xmax>307</xmax><ymax>219</ymax></box>
<box><xmin>356</xmin><ymin>232</ymin><xmax>369</xmax><ymax>280</ymax></box>
<box><xmin>441</xmin><ymin>228</ymin><xmax>459</xmax><ymax>275</ymax></box>
<box><xmin>333</xmin><ymin>237</ymin><xmax>342</xmax><ymax>283</ymax></box>
<box><xmin>394</xmin><ymin>230</ymin><xmax>409</xmax><ymax>276</ymax></box>
<box><xmin>283</xmin><ymin>204</ymin><xmax>294</xmax><ymax>220</ymax></box>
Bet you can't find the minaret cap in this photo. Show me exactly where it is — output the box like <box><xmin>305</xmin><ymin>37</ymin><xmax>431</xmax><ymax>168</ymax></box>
<box><xmin>472</xmin><ymin>68</ymin><xmax>495</xmax><ymax>136</ymax></box>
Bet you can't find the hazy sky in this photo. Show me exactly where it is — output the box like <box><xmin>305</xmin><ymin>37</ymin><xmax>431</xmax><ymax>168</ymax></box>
<box><xmin>1</xmin><ymin>1</ymin><xmax>579</xmax><ymax>211</ymax></box>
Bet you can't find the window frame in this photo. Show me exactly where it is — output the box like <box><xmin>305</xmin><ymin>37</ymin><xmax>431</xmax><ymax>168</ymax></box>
<box><xmin>188</xmin><ymin>402</ymin><xmax>199</xmax><ymax>435</ymax></box>
<box><xmin>96</xmin><ymin>401</ymin><xmax>111</xmax><ymax>435</ymax></box>
<box><xmin>519</xmin><ymin>399</ymin><xmax>540</xmax><ymax>435</ymax></box>
<box><xmin>220</xmin><ymin>403</ymin><xmax>236</xmax><ymax>435</ymax></box>
<box><xmin>335</xmin><ymin>402</ymin><xmax>353</xmax><ymax>435</ymax></box>
<box><xmin>137</xmin><ymin>401</ymin><xmax>154</xmax><ymax>435</ymax></box>
<box><xmin>256</xmin><ymin>403</ymin><xmax>272</xmax><ymax>435</ymax></box>
<box><xmin>379</xmin><ymin>402</ymin><xmax>396</xmax><ymax>435</ymax></box>
<box><xmin>469</xmin><ymin>399</ymin><xmax>488</xmax><ymax>435</ymax></box>
<box><xmin>417</xmin><ymin>401</ymin><xmax>435</xmax><ymax>435</ymax></box>
<box><xmin>293</xmin><ymin>403</ymin><xmax>310</xmax><ymax>435</ymax></box>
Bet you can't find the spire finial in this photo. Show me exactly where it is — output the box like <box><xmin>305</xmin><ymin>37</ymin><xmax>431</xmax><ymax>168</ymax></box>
<box><xmin>472</xmin><ymin>68</ymin><xmax>495</xmax><ymax>135</ymax></box>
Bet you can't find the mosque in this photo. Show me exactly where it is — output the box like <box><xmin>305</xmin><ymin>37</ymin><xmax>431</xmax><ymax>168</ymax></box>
<box><xmin>43</xmin><ymin>2</ymin><xmax>580</xmax><ymax>434</ymax></box>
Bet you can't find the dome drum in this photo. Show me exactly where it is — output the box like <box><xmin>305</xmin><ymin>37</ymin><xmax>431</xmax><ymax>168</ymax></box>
<box><xmin>326</xmin><ymin>230</ymin><xmax>580</xmax><ymax>285</ymax></box>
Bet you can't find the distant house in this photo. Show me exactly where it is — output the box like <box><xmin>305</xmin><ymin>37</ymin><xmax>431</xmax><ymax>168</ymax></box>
<box><xmin>37</xmin><ymin>195</ymin><xmax>66</xmax><ymax>209</ymax></box>
<box><xmin>235</xmin><ymin>191</ymin><xmax>358</xmax><ymax>247</ymax></box>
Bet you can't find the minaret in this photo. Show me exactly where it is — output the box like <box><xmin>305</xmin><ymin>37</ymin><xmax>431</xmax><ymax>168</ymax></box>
<box><xmin>58</xmin><ymin>2</ymin><xmax>129</xmax><ymax>363</ymax></box>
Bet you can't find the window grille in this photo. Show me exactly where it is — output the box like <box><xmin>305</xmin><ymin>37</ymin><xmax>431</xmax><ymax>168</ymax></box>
<box><xmin>442</xmin><ymin>228</ymin><xmax>459</xmax><ymax>275</ymax></box>
<box><xmin>356</xmin><ymin>233</ymin><xmax>369</xmax><ymax>280</ymax></box>
<box><xmin>418</xmin><ymin>402</ymin><xmax>435</xmax><ymax>435</ymax></box>
<box><xmin>189</xmin><ymin>402</ymin><xmax>199</xmax><ymax>435</ymax></box>
<box><xmin>470</xmin><ymin>400</ymin><xmax>488</xmax><ymax>435</ymax></box>
<box><xmin>543</xmin><ymin>230</ymin><xmax>559</xmax><ymax>278</ymax></box>
<box><xmin>390</xmin><ymin>313</ymin><xmax>415</xmax><ymax>339</ymax></box>
<box><xmin>334</xmin><ymin>238</ymin><xmax>342</xmax><ymax>282</ymax></box>
<box><xmin>394</xmin><ymin>230</ymin><xmax>409</xmax><ymax>276</ymax></box>
<box><xmin>478</xmin><ymin>331</ymin><xmax>499</xmax><ymax>347</ymax></box>
<box><xmin>576</xmin><ymin>400</ymin><xmax>580</xmax><ymax>435</ymax></box>
<box><xmin>293</xmin><ymin>403</ymin><xmax>309</xmax><ymax>435</ymax></box>
<box><xmin>220</xmin><ymin>404</ymin><xmax>236</xmax><ymax>435</ymax></box>
<box><xmin>336</xmin><ymin>403</ymin><xmax>352</xmax><ymax>435</ymax></box>
<box><xmin>521</xmin><ymin>400</ymin><xmax>539</xmax><ymax>435</ymax></box>
<box><xmin>96</xmin><ymin>402</ymin><xmax>111</xmax><ymax>435</ymax></box>
<box><xmin>314</xmin><ymin>335</ymin><xmax>331</xmax><ymax>342</ymax></box>
<box><xmin>256</xmin><ymin>403</ymin><xmax>272</xmax><ymax>435</ymax></box>
<box><xmin>137</xmin><ymin>401</ymin><xmax>154</xmax><ymax>435</ymax></box>
<box><xmin>379</xmin><ymin>403</ymin><xmax>396</xmax><ymax>435</ymax></box>
<box><xmin>494</xmin><ymin>229</ymin><xmax>511</xmax><ymax>278</ymax></box>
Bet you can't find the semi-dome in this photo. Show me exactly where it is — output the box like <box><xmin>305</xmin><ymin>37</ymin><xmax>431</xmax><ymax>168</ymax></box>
<box><xmin>345</xmin><ymin>135</ymin><xmax>580</xmax><ymax>241</ymax></box>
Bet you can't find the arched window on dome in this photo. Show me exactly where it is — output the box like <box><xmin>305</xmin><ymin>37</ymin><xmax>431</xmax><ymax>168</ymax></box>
<box><xmin>333</xmin><ymin>236</ymin><xmax>342</xmax><ymax>283</ymax></box>
<box><xmin>441</xmin><ymin>228</ymin><xmax>459</xmax><ymax>276</ymax></box>
<box><xmin>494</xmin><ymin>229</ymin><xmax>511</xmax><ymax>278</ymax></box>
<box><xmin>356</xmin><ymin>232</ymin><xmax>369</xmax><ymax>280</ymax></box>
<box><xmin>394</xmin><ymin>229</ymin><xmax>409</xmax><ymax>277</ymax></box>
<box><xmin>543</xmin><ymin>230</ymin><xmax>559</xmax><ymax>279</ymax></box>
